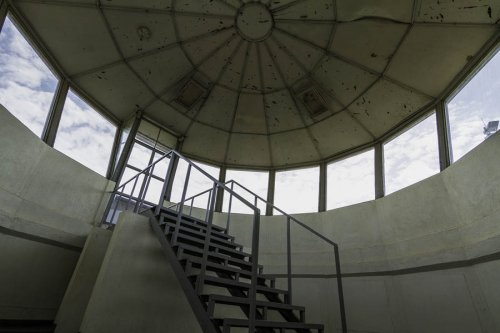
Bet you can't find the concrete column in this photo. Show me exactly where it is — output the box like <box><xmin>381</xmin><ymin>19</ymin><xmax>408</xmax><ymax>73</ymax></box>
<box><xmin>164</xmin><ymin>137</ymin><xmax>184</xmax><ymax>201</ymax></box>
<box><xmin>110</xmin><ymin>112</ymin><xmax>141</xmax><ymax>183</ymax></box>
<box><xmin>41</xmin><ymin>79</ymin><xmax>69</xmax><ymax>147</ymax></box>
<box><xmin>436</xmin><ymin>100</ymin><xmax>453</xmax><ymax>171</ymax></box>
<box><xmin>215</xmin><ymin>167</ymin><xmax>226</xmax><ymax>212</ymax></box>
<box><xmin>374</xmin><ymin>142</ymin><xmax>385</xmax><ymax>199</ymax></box>
<box><xmin>0</xmin><ymin>0</ymin><xmax>8</xmax><ymax>32</ymax></box>
<box><xmin>318</xmin><ymin>162</ymin><xmax>327</xmax><ymax>212</ymax></box>
<box><xmin>266</xmin><ymin>170</ymin><xmax>275</xmax><ymax>216</ymax></box>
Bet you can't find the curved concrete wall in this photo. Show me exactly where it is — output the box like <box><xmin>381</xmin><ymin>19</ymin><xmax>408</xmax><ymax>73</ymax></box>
<box><xmin>208</xmin><ymin>131</ymin><xmax>500</xmax><ymax>332</ymax></box>
<box><xmin>0</xmin><ymin>105</ymin><xmax>113</xmax><ymax>321</ymax></box>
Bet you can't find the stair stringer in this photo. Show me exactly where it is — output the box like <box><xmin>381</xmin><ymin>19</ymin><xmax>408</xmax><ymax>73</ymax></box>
<box><xmin>145</xmin><ymin>211</ymin><xmax>219</xmax><ymax>333</ymax></box>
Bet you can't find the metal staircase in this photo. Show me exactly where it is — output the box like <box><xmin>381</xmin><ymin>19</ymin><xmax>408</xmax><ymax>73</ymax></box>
<box><xmin>102</xmin><ymin>150</ymin><xmax>347</xmax><ymax>333</ymax></box>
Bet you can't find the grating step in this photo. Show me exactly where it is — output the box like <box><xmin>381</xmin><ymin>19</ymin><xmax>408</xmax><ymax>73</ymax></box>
<box><xmin>175</xmin><ymin>244</ymin><xmax>263</xmax><ymax>273</ymax></box>
<box><xmin>162</xmin><ymin>222</ymin><xmax>242</xmax><ymax>250</ymax></box>
<box><xmin>190</xmin><ymin>275</ymin><xmax>288</xmax><ymax>298</ymax></box>
<box><xmin>202</xmin><ymin>294</ymin><xmax>304</xmax><ymax>319</ymax></box>
<box><xmin>159</xmin><ymin>208</ymin><xmax>226</xmax><ymax>233</ymax></box>
<box><xmin>181</xmin><ymin>257</ymin><xmax>273</xmax><ymax>285</ymax></box>
<box><xmin>169</xmin><ymin>233</ymin><xmax>251</xmax><ymax>259</ymax></box>
<box><xmin>215</xmin><ymin>318</ymin><xmax>323</xmax><ymax>333</ymax></box>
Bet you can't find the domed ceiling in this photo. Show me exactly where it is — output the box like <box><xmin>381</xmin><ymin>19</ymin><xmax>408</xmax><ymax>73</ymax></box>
<box><xmin>11</xmin><ymin>0</ymin><xmax>500</xmax><ymax>168</ymax></box>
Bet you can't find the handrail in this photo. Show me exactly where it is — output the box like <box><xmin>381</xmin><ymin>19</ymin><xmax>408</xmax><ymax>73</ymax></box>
<box><xmin>101</xmin><ymin>150</ymin><xmax>261</xmax><ymax>333</ymax></box>
<box><xmin>101</xmin><ymin>150</ymin><xmax>346</xmax><ymax>333</ymax></box>
<box><xmin>225</xmin><ymin>180</ymin><xmax>338</xmax><ymax>247</ymax></box>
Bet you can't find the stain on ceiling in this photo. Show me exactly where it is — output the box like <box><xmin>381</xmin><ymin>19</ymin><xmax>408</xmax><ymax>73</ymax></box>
<box><xmin>12</xmin><ymin>0</ymin><xmax>500</xmax><ymax>168</ymax></box>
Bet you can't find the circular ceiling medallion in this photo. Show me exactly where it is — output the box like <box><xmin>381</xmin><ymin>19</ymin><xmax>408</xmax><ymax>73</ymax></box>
<box><xmin>236</xmin><ymin>3</ymin><xmax>274</xmax><ymax>42</ymax></box>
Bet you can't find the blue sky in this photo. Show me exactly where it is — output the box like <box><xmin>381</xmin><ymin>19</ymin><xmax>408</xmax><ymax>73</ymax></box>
<box><xmin>0</xmin><ymin>16</ymin><xmax>116</xmax><ymax>176</ymax></box>
<box><xmin>1</xmin><ymin>14</ymin><xmax>498</xmax><ymax>212</ymax></box>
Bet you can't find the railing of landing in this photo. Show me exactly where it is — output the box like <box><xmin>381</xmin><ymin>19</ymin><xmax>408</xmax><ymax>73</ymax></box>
<box><xmin>100</xmin><ymin>150</ymin><xmax>347</xmax><ymax>333</ymax></box>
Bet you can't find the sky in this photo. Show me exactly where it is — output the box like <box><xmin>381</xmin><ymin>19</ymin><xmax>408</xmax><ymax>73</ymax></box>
<box><xmin>0</xmin><ymin>16</ymin><xmax>117</xmax><ymax>177</ymax></box>
<box><xmin>1</xmin><ymin>15</ymin><xmax>498</xmax><ymax>214</ymax></box>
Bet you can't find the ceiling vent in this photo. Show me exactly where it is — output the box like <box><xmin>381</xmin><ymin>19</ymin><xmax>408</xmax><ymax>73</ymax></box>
<box><xmin>299</xmin><ymin>86</ymin><xmax>328</xmax><ymax>117</ymax></box>
<box><xmin>175</xmin><ymin>79</ymin><xmax>207</xmax><ymax>109</ymax></box>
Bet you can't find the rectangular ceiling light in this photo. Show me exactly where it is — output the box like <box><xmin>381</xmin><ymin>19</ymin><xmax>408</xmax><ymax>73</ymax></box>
<box><xmin>175</xmin><ymin>79</ymin><xmax>207</xmax><ymax>109</ymax></box>
<box><xmin>299</xmin><ymin>86</ymin><xmax>328</xmax><ymax>117</ymax></box>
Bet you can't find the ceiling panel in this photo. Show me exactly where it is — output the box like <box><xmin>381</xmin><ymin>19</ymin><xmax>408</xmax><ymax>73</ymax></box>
<box><xmin>331</xmin><ymin>20</ymin><xmax>408</xmax><ymax>72</ymax></box>
<box><xmin>16</xmin><ymin>2</ymin><xmax>121</xmax><ymax>75</ymax></box>
<box><xmin>196</xmin><ymin>86</ymin><xmax>238</xmax><ymax>131</ymax></box>
<box><xmin>309</xmin><ymin>112</ymin><xmax>374</xmax><ymax>157</ymax></box>
<box><xmin>225</xmin><ymin>134</ymin><xmax>271</xmax><ymax>166</ymax></box>
<box><xmin>386</xmin><ymin>25</ymin><xmax>498</xmax><ymax>97</ymax></box>
<box><xmin>103</xmin><ymin>10</ymin><xmax>176</xmax><ymax>58</ymax></box>
<box><xmin>313</xmin><ymin>56</ymin><xmax>379</xmax><ymax>106</ymax></box>
<box><xmin>273</xmin><ymin>0</ymin><xmax>335</xmax><ymax>20</ymax></box>
<box><xmin>349</xmin><ymin>79</ymin><xmax>433</xmax><ymax>137</ymax></box>
<box><xmin>232</xmin><ymin>94</ymin><xmax>268</xmax><ymax>134</ymax></box>
<box><xmin>74</xmin><ymin>63</ymin><xmax>155</xmax><ymax>120</ymax></box>
<box><xmin>416</xmin><ymin>0</ymin><xmax>500</xmax><ymax>24</ymax></box>
<box><xmin>182</xmin><ymin>122</ymin><xmax>229</xmax><ymax>162</ymax></box>
<box><xmin>144</xmin><ymin>99</ymin><xmax>191</xmax><ymax>135</ymax></box>
<box><xmin>128</xmin><ymin>46</ymin><xmax>192</xmax><ymax>94</ymax></box>
<box><xmin>270</xmin><ymin>129</ymin><xmax>321</xmax><ymax>166</ymax></box>
<box><xmin>337</xmin><ymin>0</ymin><xmax>414</xmax><ymax>22</ymax></box>
<box><xmin>264</xmin><ymin>91</ymin><xmax>304</xmax><ymax>133</ymax></box>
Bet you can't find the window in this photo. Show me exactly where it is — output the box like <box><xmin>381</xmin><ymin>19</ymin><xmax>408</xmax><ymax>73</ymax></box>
<box><xmin>384</xmin><ymin>112</ymin><xmax>440</xmax><ymax>194</ymax></box>
<box><xmin>223</xmin><ymin>170</ymin><xmax>269</xmax><ymax>214</ymax></box>
<box><xmin>447</xmin><ymin>49</ymin><xmax>500</xmax><ymax>162</ymax></box>
<box><xmin>327</xmin><ymin>149</ymin><xmax>374</xmax><ymax>209</ymax></box>
<box><xmin>274</xmin><ymin>166</ymin><xmax>319</xmax><ymax>214</ymax></box>
<box><xmin>171</xmin><ymin>159</ymin><xmax>220</xmax><ymax>208</ymax></box>
<box><xmin>54</xmin><ymin>89</ymin><xmax>117</xmax><ymax>176</ymax></box>
<box><xmin>0</xmin><ymin>15</ymin><xmax>59</xmax><ymax>136</ymax></box>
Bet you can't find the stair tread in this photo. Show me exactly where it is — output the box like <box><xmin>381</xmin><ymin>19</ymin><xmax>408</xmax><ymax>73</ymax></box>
<box><xmin>172</xmin><ymin>233</ymin><xmax>251</xmax><ymax>258</ymax></box>
<box><xmin>160</xmin><ymin>208</ymin><xmax>226</xmax><ymax>232</ymax></box>
<box><xmin>163</xmin><ymin>222</ymin><xmax>242</xmax><ymax>248</ymax></box>
<box><xmin>159</xmin><ymin>217</ymin><xmax>233</xmax><ymax>241</ymax></box>
<box><xmin>203</xmin><ymin>294</ymin><xmax>304</xmax><ymax>311</ymax></box>
<box><xmin>193</xmin><ymin>275</ymin><xmax>287</xmax><ymax>295</ymax></box>
<box><xmin>181</xmin><ymin>257</ymin><xmax>272</xmax><ymax>281</ymax></box>
<box><xmin>216</xmin><ymin>318</ymin><xmax>323</xmax><ymax>329</ymax></box>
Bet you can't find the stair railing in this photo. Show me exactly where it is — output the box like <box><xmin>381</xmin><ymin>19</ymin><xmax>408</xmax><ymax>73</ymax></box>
<box><xmin>101</xmin><ymin>150</ymin><xmax>261</xmax><ymax>333</ymax></box>
<box><xmin>224</xmin><ymin>180</ymin><xmax>348</xmax><ymax>333</ymax></box>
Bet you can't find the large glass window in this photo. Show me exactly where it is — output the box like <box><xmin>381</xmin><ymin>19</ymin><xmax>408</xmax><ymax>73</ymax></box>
<box><xmin>327</xmin><ymin>149</ymin><xmax>374</xmax><ymax>209</ymax></box>
<box><xmin>171</xmin><ymin>159</ymin><xmax>220</xmax><ymax>208</ymax></box>
<box><xmin>384</xmin><ymin>112</ymin><xmax>440</xmax><ymax>194</ymax></box>
<box><xmin>447</xmin><ymin>49</ymin><xmax>500</xmax><ymax>162</ymax></box>
<box><xmin>0</xmin><ymin>15</ymin><xmax>59</xmax><ymax>136</ymax></box>
<box><xmin>54</xmin><ymin>89</ymin><xmax>117</xmax><ymax>176</ymax></box>
<box><xmin>274</xmin><ymin>166</ymin><xmax>319</xmax><ymax>214</ymax></box>
<box><xmin>223</xmin><ymin>170</ymin><xmax>269</xmax><ymax>214</ymax></box>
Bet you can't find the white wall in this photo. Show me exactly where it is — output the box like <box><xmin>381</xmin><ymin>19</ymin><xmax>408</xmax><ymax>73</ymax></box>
<box><xmin>206</xmin><ymin>131</ymin><xmax>500</xmax><ymax>332</ymax></box>
<box><xmin>0</xmin><ymin>105</ymin><xmax>113</xmax><ymax>320</ymax></box>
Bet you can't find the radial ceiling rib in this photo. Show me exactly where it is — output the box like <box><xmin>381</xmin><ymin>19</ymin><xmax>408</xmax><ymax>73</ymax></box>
<box><xmin>269</xmin><ymin>34</ymin><xmax>377</xmax><ymax>140</ymax></box>
<box><xmin>256</xmin><ymin>43</ymin><xmax>275</xmax><ymax>167</ymax></box>
<box><xmin>70</xmin><ymin>25</ymin><xmax>235</xmax><ymax>78</ymax></box>
<box><xmin>263</xmin><ymin>39</ymin><xmax>324</xmax><ymax>159</ymax></box>
<box><xmin>181</xmin><ymin>37</ymin><xmax>245</xmax><ymax>137</ymax></box>
<box><xmin>223</xmin><ymin>41</ymin><xmax>251</xmax><ymax>164</ymax></box>
<box><xmin>275</xmin><ymin>26</ymin><xmax>436</xmax><ymax>99</ymax></box>
<box><xmin>271</xmin><ymin>0</ymin><xmax>310</xmax><ymax>13</ymax></box>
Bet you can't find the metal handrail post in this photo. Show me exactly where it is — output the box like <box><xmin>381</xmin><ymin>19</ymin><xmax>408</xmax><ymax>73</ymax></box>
<box><xmin>156</xmin><ymin>152</ymin><xmax>174</xmax><ymax>216</ymax></box>
<box><xmin>136</xmin><ymin>163</ymin><xmax>156</xmax><ymax>212</ymax></box>
<box><xmin>226</xmin><ymin>181</ymin><xmax>234</xmax><ymax>233</ymax></box>
<box><xmin>173</xmin><ymin>164</ymin><xmax>191</xmax><ymax>246</ymax></box>
<box><xmin>197</xmin><ymin>182</ymin><xmax>218</xmax><ymax>295</ymax></box>
<box><xmin>248</xmin><ymin>208</ymin><xmax>260</xmax><ymax>333</ymax></box>
<box><xmin>334</xmin><ymin>244</ymin><xmax>347</xmax><ymax>333</ymax></box>
<box><xmin>205</xmin><ymin>189</ymin><xmax>212</xmax><ymax>222</ymax></box>
<box><xmin>286</xmin><ymin>216</ymin><xmax>292</xmax><ymax>304</ymax></box>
